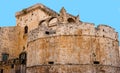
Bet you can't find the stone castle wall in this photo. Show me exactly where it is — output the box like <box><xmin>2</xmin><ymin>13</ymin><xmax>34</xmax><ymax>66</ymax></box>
<box><xmin>16</xmin><ymin>9</ymin><xmax>48</xmax><ymax>32</ymax></box>
<box><xmin>28</xmin><ymin>22</ymin><xmax>118</xmax><ymax>42</ymax></box>
<box><xmin>15</xmin><ymin>4</ymin><xmax>58</xmax><ymax>32</ymax></box>
<box><xmin>26</xmin><ymin>22</ymin><xmax>119</xmax><ymax>73</ymax></box>
<box><xmin>0</xmin><ymin>3</ymin><xmax>119</xmax><ymax>73</ymax></box>
<box><xmin>0</xmin><ymin>27</ymin><xmax>19</xmax><ymax>59</ymax></box>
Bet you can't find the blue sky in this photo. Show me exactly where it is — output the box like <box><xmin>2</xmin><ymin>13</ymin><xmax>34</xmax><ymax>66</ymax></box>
<box><xmin>0</xmin><ymin>0</ymin><xmax>120</xmax><ymax>41</ymax></box>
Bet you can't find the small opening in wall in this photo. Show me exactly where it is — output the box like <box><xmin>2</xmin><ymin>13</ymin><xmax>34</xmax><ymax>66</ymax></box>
<box><xmin>48</xmin><ymin>61</ymin><xmax>54</xmax><ymax>64</ymax></box>
<box><xmin>45</xmin><ymin>31</ymin><xmax>49</xmax><ymax>35</ymax></box>
<box><xmin>103</xmin><ymin>35</ymin><xmax>105</xmax><ymax>37</ymax></box>
<box><xmin>24</xmin><ymin>26</ymin><xmax>28</xmax><ymax>34</ymax></box>
<box><xmin>19</xmin><ymin>52</ymin><xmax>27</xmax><ymax>65</ymax></box>
<box><xmin>2</xmin><ymin>53</ymin><xmax>9</xmax><ymax>61</ymax></box>
<box><xmin>93</xmin><ymin>61</ymin><xmax>100</xmax><ymax>64</ymax></box>
<box><xmin>67</xmin><ymin>18</ymin><xmax>75</xmax><ymax>23</ymax></box>
<box><xmin>11</xmin><ymin>64</ymin><xmax>14</xmax><ymax>68</ymax></box>
<box><xmin>103</xmin><ymin>29</ymin><xmax>105</xmax><ymax>31</ymax></box>
<box><xmin>31</xmin><ymin>13</ymin><xmax>34</xmax><ymax>16</ymax></box>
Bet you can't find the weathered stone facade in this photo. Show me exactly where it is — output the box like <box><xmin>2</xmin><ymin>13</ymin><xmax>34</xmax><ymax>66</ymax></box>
<box><xmin>0</xmin><ymin>3</ymin><xmax>119</xmax><ymax>73</ymax></box>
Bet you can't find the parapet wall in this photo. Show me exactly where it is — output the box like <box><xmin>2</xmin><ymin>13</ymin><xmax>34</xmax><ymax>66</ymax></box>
<box><xmin>28</xmin><ymin>22</ymin><xmax>118</xmax><ymax>42</ymax></box>
<box><xmin>26</xmin><ymin>22</ymin><xmax>119</xmax><ymax>73</ymax></box>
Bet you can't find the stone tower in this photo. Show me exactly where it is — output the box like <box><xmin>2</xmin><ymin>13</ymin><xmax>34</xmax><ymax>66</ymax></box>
<box><xmin>0</xmin><ymin>3</ymin><xmax>119</xmax><ymax>73</ymax></box>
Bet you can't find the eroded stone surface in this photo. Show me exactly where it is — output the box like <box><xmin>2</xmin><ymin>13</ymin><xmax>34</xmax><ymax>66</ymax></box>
<box><xmin>0</xmin><ymin>3</ymin><xmax>119</xmax><ymax>73</ymax></box>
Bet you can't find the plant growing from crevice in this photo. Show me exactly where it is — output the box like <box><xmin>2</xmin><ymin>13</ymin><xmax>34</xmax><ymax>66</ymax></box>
<box><xmin>22</xmin><ymin>9</ymin><xmax>27</xmax><ymax>14</ymax></box>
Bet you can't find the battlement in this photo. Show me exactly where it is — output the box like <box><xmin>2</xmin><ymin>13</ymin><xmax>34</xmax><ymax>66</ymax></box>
<box><xmin>28</xmin><ymin>22</ymin><xmax>118</xmax><ymax>42</ymax></box>
<box><xmin>96</xmin><ymin>25</ymin><xmax>118</xmax><ymax>40</ymax></box>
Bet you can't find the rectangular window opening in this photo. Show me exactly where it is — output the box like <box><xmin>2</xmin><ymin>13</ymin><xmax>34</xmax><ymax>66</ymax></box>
<box><xmin>48</xmin><ymin>61</ymin><xmax>54</xmax><ymax>64</ymax></box>
<box><xmin>45</xmin><ymin>30</ymin><xmax>56</xmax><ymax>35</ymax></box>
<box><xmin>93</xmin><ymin>61</ymin><xmax>100</xmax><ymax>64</ymax></box>
<box><xmin>2</xmin><ymin>53</ymin><xmax>9</xmax><ymax>61</ymax></box>
<box><xmin>45</xmin><ymin>31</ymin><xmax>49</xmax><ymax>35</ymax></box>
<box><xmin>11</xmin><ymin>64</ymin><xmax>14</xmax><ymax>68</ymax></box>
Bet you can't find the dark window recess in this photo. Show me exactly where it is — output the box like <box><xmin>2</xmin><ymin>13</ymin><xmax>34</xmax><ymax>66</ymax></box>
<box><xmin>31</xmin><ymin>13</ymin><xmax>34</xmax><ymax>16</ymax></box>
<box><xmin>2</xmin><ymin>53</ymin><xmax>9</xmax><ymax>61</ymax></box>
<box><xmin>67</xmin><ymin>18</ymin><xmax>75</xmax><ymax>23</ymax></box>
<box><xmin>20</xmin><ymin>59</ymin><xmax>26</xmax><ymax>65</ymax></box>
<box><xmin>45</xmin><ymin>31</ymin><xmax>50</xmax><ymax>35</ymax></box>
<box><xmin>103</xmin><ymin>29</ymin><xmax>104</xmax><ymax>31</ymax></box>
<box><xmin>11</xmin><ymin>64</ymin><xmax>14</xmax><ymax>68</ymax></box>
<box><xmin>19</xmin><ymin>52</ymin><xmax>27</xmax><ymax>65</ymax></box>
<box><xmin>45</xmin><ymin>31</ymin><xmax>56</xmax><ymax>35</ymax></box>
<box><xmin>24</xmin><ymin>26</ymin><xmax>28</xmax><ymax>34</ymax></box>
<box><xmin>48</xmin><ymin>61</ymin><xmax>54</xmax><ymax>64</ymax></box>
<box><xmin>93</xmin><ymin>61</ymin><xmax>100</xmax><ymax>64</ymax></box>
<box><xmin>103</xmin><ymin>35</ymin><xmax>105</xmax><ymax>37</ymax></box>
<box><xmin>0</xmin><ymin>69</ymin><xmax>3</xmax><ymax>73</ymax></box>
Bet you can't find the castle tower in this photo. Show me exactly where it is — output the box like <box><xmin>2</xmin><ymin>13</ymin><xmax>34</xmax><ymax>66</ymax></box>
<box><xmin>25</xmin><ymin>4</ymin><xmax>120</xmax><ymax>73</ymax></box>
<box><xmin>0</xmin><ymin>3</ymin><xmax>119</xmax><ymax>73</ymax></box>
<box><xmin>15</xmin><ymin>3</ymin><xmax>59</xmax><ymax>57</ymax></box>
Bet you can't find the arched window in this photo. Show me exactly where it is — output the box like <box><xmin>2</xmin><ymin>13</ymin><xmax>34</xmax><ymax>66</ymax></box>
<box><xmin>19</xmin><ymin>52</ymin><xmax>27</xmax><ymax>65</ymax></box>
<box><xmin>67</xmin><ymin>18</ymin><xmax>75</xmax><ymax>23</ymax></box>
<box><xmin>48</xmin><ymin>17</ymin><xmax>56</xmax><ymax>22</ymax></box>
<box><xmin>24</xmin><ymin>26</ymin><xmax>28</xmax><ymax>34</ymax></box>
<box><xmin>48</xmin><ymin>17</ymin><xmax>57</xmax><ymax>27</ymax></box>
<box><xmin>39</xmin><ymin>20</ymin><xmax>45</xmax><ymax>26</ymax></box>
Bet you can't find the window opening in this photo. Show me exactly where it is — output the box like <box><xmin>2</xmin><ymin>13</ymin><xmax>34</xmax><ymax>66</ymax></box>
<box><xmin>2</xmin><ymin>53</ymin><xmax>9</xmax><ymax>61</ymax></box>
<box><xmin>48</xmin><ymin>61</ymin><xmax>54</xmax><ymax>64</ymax></box>
<box><xmin>19</xmin><ymin>52</ymin><xmax>27</xmax><ymax>65</ymax></box>
<box><xmin>11</xmin><ymin>64</ymin><xmax>14</xmax><ymax>68</ymax></box>
<box><xmin>45</xmin><ymin>31</ymin><xmax>50</xmax><ymax>35</ymax></box>
<box><xmin>45</xmin><ymin>30</ymin><xmax>56</xmax><ymax>35</ymax></box>
<box><xmin>93</xmin><ymin>61</ymin><xmax>100</xmax><ymax>64</ymax></box>
<box><xmin>24</xmin><ymin>26</ymin><xmax>28</xmax><ymax>34</ymax></box>
<box><xmin>67</xmin><ymin>18</ymin><xmax>75</xmax><ymax>23</ymax></box>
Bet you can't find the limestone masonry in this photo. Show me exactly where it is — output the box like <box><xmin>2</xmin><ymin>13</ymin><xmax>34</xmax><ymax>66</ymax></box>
<box><xmin>0</xmin><ymin>3</ymin><xmax>119</xmax><ymax>73</ymax></box>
